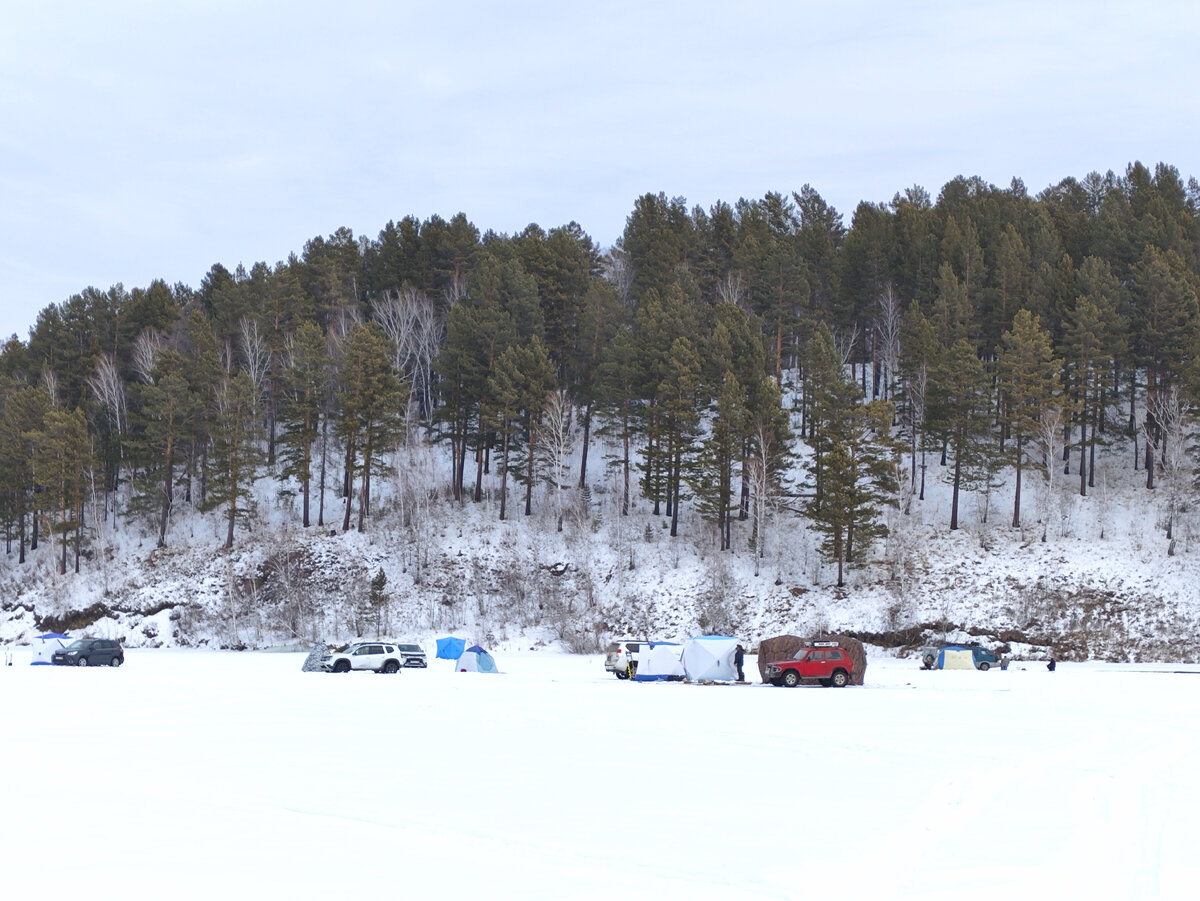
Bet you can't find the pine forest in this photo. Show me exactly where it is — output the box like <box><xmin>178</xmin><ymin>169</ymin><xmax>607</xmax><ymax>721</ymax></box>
<box><xmin>4</xmin><ymin>162</ymin><xmax>1200</xmax><ymax>660</ymax></box>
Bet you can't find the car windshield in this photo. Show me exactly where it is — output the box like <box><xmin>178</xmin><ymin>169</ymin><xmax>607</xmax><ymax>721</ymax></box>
<box><xmin>65</xmin><ymin>640</ymin><xmax>88</xmax><ymax>650</ymax></box>
<box><xmin>398</xmin><ymin>645</ymin><xmax>421</xmax><ymax>652</ymax></box>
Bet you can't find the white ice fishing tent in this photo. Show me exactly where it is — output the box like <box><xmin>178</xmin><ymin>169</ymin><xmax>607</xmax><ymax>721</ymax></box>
<box><xmin>681</xmin><ymin>635</ymin><xmax>739</xmax><ymax>681</ymax></box>
<box><xmin>633</xmin><ymin>642</ymin><xmax>685</xmax><ymax>681</ymax></box>
<box><xmin>31</xmin><ymin>632</ymin><xmax>72</xmax><ymax>665</ymax></box>
<box><xmin>938</xmin><ymin>648</ymin><xmax>977</xmax><ymax>670</ymax></box>
<box><xmin>456</xmin><ymin>645</ymin><xmax>499</xmax><ymax>673</ymax></box>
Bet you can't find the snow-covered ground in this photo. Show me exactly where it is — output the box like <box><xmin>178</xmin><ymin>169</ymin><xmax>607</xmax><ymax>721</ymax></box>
<box><xmin>4</xmin><ymin>648</ymin><xmax>1197</xmax><ymax>899</ymax></box>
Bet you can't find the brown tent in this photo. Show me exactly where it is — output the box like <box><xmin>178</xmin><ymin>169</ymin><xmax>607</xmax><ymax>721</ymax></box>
<box><xmin>756</xmin><ymin>633</ymin><xmax>867</xmax><ymax>686</ymax></box>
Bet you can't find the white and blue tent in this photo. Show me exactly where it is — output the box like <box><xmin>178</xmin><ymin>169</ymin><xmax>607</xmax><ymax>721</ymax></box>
<box><xmin>936</xmin><ymin>647</ymin><xmax>977</xmax><ymax>670</ymax></box>
<box><xmin>632</xmin><ymin>641</ymin><xmax>685</xmax><ymax>681</ymax></box>
<box><xmin>681</xmin><ymin>635</ymin><xmax>739</xmax><ymax>681</ymax></box>
<box><xmin>456</xmin><ymin>644</ymin><xmax>498</xmax><ymax>674</ymax></box>
<box><xmin>31</xmin><ymin>632</ymin><xmax>72</xmax><ymax>665</ymax></box>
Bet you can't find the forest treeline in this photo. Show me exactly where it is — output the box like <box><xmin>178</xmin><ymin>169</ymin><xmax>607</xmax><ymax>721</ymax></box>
<box><xmin>3</xmin><ymin>161</ymin><xmax>1199</xmax><ymax>586</ymax></box>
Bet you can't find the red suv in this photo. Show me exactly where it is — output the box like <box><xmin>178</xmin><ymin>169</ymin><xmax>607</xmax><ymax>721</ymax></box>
<box><xmin>765</xmin><ymin>642</ymin><xmax>853</xmax><ymax>687</ymax></box>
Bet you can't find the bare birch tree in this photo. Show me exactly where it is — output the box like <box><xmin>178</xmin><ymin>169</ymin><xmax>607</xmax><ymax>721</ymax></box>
<box><xmin>535</xmin><ymin>388</ymin><xmax>576</xmax><ymax>532</ymax></box>
<box><xmin>87</xmin><ymin>354</ymin><xmax>128</xmax><ymax>438</ymax></box>
<box><xmin>1149</xmin><ymin>385</ymin><xmax>1188</xmax><ymax>550</ymax></box>
<box><xmin>877</xmin><ymin>285</ymin><xmax>902</xmax><ymax>402</ymax></box>
<box><xmin>374</xmin><ymin>287</ymin><xmax>441</xmax><ymax>423</ymax></box>
<box><xmin>1033</xmin><ymin>406</ymin><xmax>1065</xmax><ymax>542</ymax></box>
<box><xmin>132</xmin><ymin>328</ymin><xmax>164</xmax><ymax>383</ymax></box>
<box><xmin>239</xmin><ymin>316</ymin><xmax>272</xmax><ymax>402</ymax></box>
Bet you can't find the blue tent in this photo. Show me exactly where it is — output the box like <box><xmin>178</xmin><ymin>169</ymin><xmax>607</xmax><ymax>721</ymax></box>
<box><xmin>457</xmin><ymin>644</ymin><xmax>498</xmax><ymax>674</ymax></box>
<box><xmin>436</xmin><ymin>636</ymin><xmax>466</xmax><ymax>660</ymax></box>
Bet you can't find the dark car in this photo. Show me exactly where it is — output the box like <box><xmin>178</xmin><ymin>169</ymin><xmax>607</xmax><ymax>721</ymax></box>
<box><xmin>52</xmin><ymin>638</ymin><xmax>124</xmax><ymax>667</ymax></box>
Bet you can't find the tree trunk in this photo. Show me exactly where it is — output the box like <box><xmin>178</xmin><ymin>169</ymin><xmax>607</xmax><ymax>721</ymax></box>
<box><xmin>498</xmin><ymin>422</ymin><xmax>509</xmax><ymax>520</ymax></box>
<box><xmin>578</xmin><ymin>402</ymin><xmax>592</xmax><ymax>489</ymax></box>
<box><xmin>1012</xmin><ymin>445</ymin><xmax>1022</xmax><ymax>529</ymax></box>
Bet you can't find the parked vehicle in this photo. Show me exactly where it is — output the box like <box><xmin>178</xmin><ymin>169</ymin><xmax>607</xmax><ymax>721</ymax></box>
<box><xmin>920</xmin><ymin>645</ymin><xmax>1002</xmax><ymax>671</ymax></box>
<box><xmin>764</xmin><ymin>641</ymin><xmax>853</xmax><ymax>687</ymax></box>
<box><xmin>604</xmin><ymin>638</ymin><xmax>650</xmax><ymax>679</ymax></box>
<box><xmin>397</xmin><ymin>643</ymin><xmax>427</xmax><ymax>668</ymax></box>
<box><xmin>321</xmin><ymin>642</ymin><xmax>404</xmax><ymax>674</ymax></box>
<box><xmin>51</xmin><ymin>638</ymin><xmax>124</xmax><ymax>667</ymax></box>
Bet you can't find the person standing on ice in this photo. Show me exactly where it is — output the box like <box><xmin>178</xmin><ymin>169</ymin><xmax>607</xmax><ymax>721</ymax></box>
<box><xmin>1047</xmin><ymin>656</ymin><xmax>1056</xmax><ymax>672</ymax></box>
<box><xmin>734</xmin><ymin>644</ymin><xmax>745</xmax><ymax>682</ymax></box>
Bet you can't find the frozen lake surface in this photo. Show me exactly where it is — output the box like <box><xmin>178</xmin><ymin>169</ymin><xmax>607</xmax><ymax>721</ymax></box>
<box><xmin>3</xmin><ymin>649</ymin><xmax>1197</xmax><ymax>899</ymax></box>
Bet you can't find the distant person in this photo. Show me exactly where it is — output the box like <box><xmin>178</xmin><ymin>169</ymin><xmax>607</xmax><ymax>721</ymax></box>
<box><xmin>734</xmin><ymin>644</ymin><xmax>745</xmax><ymax>682</ymax></box>
<box><xmin>1047</xmin><ymin>656</ymin><xmax>1056</xmax><ymax>672</ymax></box>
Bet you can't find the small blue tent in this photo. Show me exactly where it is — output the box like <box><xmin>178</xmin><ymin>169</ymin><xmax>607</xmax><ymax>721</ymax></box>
<box><xmin>456</xmin><ymin>644</ymin><xmax>498</xmax><ymax>674</ymax></box>
<box><xmin>436</xmin><ymin>636</ymin><xmax>467</xmax><ymax>660</ymax></box>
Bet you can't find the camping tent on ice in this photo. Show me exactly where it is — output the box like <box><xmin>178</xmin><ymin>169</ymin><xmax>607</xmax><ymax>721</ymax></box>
<box><xmin>31</xmin><ymin>633</ymin><xmax>73</xmax><ymax>665</ymax></box>
<box><xmin>632</xmin><ymin>642</ymin><xmax>685</xmax><ymax>681</ymax></box>
<box><xmin>681</xmin><ymin>635</ymin><xmax>739</xmax><ymax>681</ymax></box>
<box><xmin>436</xmin><ymin>636</ymin><xmax>467</xmax><ymax>661</ymax></box>
<box><xmin>937</xmin><ymin>647</ymin><xmax>977</xmax><ymax>670</ymax></box>
<box><xmin>456</xmin><ymin>645</ymin><xmax>498</xmax><ymax>673</ymax></box>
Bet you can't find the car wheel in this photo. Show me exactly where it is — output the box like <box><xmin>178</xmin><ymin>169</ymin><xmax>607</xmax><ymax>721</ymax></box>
<box><xmin>77</xmin><ymin>656</ymin><xmax>88</xmax><ymax>667</ymax></box>
<box><xmin>382</xmin><ymin>660</ymin><xmax>399</xmax><ymax>674</ymax></box>
<box><xmin>614</xmin><ymin>669</ymin><xmax>628</xmax><ymax>680</ymax></box>
<box><xmin>922</xmin><ymin>653</ymin><xmax>936</xmax><ymax>669</ymax></box>
<box><xmin>978</xmin><ymin>661</ymin><xmax>991</xmax><ymax>671</ymax></box>
<box><xmin>110</xmin><ymin>656</ymin><xmax>122</xmax><ymax>667</ymax></box>
<box><xmin>782</xmin><ymin>671</ymin><xmax>800</xmax><ymax>687</ymax></box>
<box><xmin>333</xmin><ymin>660</ymin><xmax>351</xmax><ymax>673</ymax></box>
<box><xmin>831</xmin><ymin>670</ymin><xmax>849</xmax><ymax>687</ymax></box>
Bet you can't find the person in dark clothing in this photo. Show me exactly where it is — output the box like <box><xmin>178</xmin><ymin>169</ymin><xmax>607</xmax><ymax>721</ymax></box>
<box><xmin>734</xmin><ymin>644</ymin><xmax>745</xmax><ymax>682</ymax></box>
<box><xmin>1047</xmin><ymin>656</ymin><xmax>1057</xmax><ymax>672</ymax></box>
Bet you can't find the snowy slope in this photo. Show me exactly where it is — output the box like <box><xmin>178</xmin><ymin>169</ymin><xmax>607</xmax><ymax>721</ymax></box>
<box><xmin>1</xmin><ymin>406</ymin><xmax>1198</xmax><ymax>662</ymax></box>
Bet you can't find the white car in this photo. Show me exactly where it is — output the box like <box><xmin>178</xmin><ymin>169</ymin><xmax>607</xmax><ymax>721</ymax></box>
<box><xmin>396</xmin><ymin>643</ymin><xmax>428</xmax><ymax>668</ymax></box>
<box><xmin>321</xmin><ymin>642</ymin><xmax>404</xmax><ymax>674</ymax></box>
<box><xmin>604</xmin><ymin>638</ymin><xmax>650</xmax><ymax>679</ymax></box>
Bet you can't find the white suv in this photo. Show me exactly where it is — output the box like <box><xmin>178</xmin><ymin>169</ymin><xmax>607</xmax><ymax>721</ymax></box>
<box><xmin>604</xmin><ymin>638</ymin><xmax>650</xmax><ymax>679</ymax></box>
<box><xmin>322</xmin><ymin>642</ymin><xmax>404</xmax><ymax>674</ymax></box>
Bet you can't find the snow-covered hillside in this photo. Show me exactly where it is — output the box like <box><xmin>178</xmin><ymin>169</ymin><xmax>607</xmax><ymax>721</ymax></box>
<box><xmin>2</xmin><ymin>406</ymin><xmax>1199</xmax><ymax>662</ymax></box>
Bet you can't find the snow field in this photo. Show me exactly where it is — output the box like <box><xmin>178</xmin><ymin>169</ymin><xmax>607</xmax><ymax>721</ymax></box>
<box><xmin>2</xmin><ymin>650</ymin><xmax>1197</xmax><ymax>900</ymax></box>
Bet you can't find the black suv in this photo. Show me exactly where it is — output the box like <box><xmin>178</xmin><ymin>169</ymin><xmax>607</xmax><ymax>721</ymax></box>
<box><xmin>52</xmin><ymin>638</ymin><xmax>124</xmax><ymax>667</ymax></box>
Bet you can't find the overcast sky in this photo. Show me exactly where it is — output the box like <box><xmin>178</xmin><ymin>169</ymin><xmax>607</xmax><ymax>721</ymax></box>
<box><xmin>1</xmin><ymin>0</ymin><xmax>1197</xmax><ymax>341</ymax></box>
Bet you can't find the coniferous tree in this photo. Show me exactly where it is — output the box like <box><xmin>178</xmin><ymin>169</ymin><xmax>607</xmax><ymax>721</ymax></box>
<box><xmin>337</xmin><ymin>323</ymin><xmax>405</xmax><ymax>532</ymax></box>
<box><xmin>488</xmin><ymin>336</ymin><xmax>556</xmax><ymax>520</ymax></box>
<box><xmin>1063</xmin><ymin>257</ymin><xmax>1125</xmax><ymax>495</ymax></box>
<box><xmin>129</xmin><ymin>349</ymin><xmax>201</xmax><ymax>547</ymax></box>
<box><xmin>932</xmin><ymin>338</ymin><xmax>993</xmax><ymax>530</ymax></box>
<box><xmin>0</xmin><ymin>384</ymin><xmax>49</xmax><ymax>562</ymax></box>
<box><xmin>999</xmin><ymin>309</ymin><xmax>1062</xmax><ymax>527</ymax></box>
<box><xmin>203</xmin><ymin>372</ymin><xmax>264</xmax><ymax>549</ymax></box>
<box><xmin>277</xmin><ymin>321</ymin><xmax>329</xmax><ymax>527</ymax></box>
<box><xmin>691</xmin><ymin>372</ymin><xmax>746</xmax><ymax>550</ymax></box>
<box><xmin>30</xmin><ymin>407</ymin><xmax>93</xmax><ymax>574</ymax></box>
<box><xmin>658</xmin><ymin>337</ymin><xmax>702</xmax><ymax>538</ymax></box>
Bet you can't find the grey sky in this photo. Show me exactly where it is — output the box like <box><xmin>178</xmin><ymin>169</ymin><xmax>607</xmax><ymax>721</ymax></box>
<box><xmin>2</xmin><ymin>0</ymin><xmax>1197</xmax><ymax>341</ymax></box>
